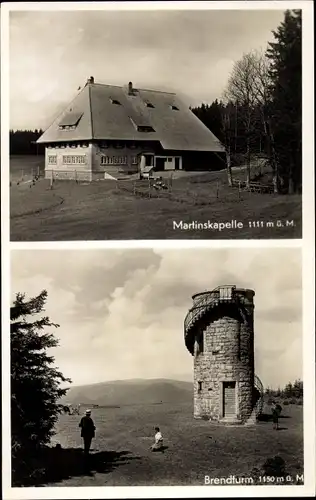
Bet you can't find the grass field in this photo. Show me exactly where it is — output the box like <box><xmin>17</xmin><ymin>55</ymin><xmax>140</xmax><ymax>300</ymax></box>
<box><xmin>10</xmin><ymin>156</ymin><xmax>302</xmax><ymax>240</ymax></box>
<box><xmin>17</xmin><ymin>401</ymin><xmax>303</xmax><ymax>487</ymax></box>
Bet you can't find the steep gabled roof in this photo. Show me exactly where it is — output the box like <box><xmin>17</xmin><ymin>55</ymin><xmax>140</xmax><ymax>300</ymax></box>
<box><xmin>37</xmin><ymin>81</ymin><xmax>225</xmax><ymax>153</ymax></box>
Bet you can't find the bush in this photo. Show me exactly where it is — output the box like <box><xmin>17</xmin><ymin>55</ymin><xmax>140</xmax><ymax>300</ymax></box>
<box><xmin>230</xmin><ymin>153</ymin><xmax>246</xmax><ymax>167</ymax></box>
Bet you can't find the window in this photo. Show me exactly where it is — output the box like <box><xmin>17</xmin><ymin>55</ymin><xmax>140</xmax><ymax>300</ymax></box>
<box><xmin>198</xmin><ymin>381</ymin><xmax>203</xmax><ymax>393</ymax></box>
<box><xmin>48</xmin><ymin>156</ymin><xmax>57</xmax><ymax>165</ymax></box>
<box><xmin>129</xmin><ymin>116</ymin><xmax>155</xmax><ymax>133</ymax></box>
<box><xmin>58</xmin><ymin>112</ymin><xmax>83</xmax><ymax>129</ymax></box>
<box><xmin>145</xmin><ymin>101</ymin><xmax>155</xmax><ymax>108</ymax></box>
<box><xmin>166</xmin><ymin>158</ymin><xmax>172</xmax><ymax>162</ymax></box>
<box><xmin>132</xmin><ymin>156</ymin><xmax>138</xmax><ymax>165</ymax></box>
<box><xmin>101</xmin><ymin>156</ymin><xmax>127</xmax><ymax>165</ymax></box>
<box><xmin>110</xmin><ymin>98</ymin><xmax>121</xmax><ymax>105</ymax></box>
<box><xmin>62</xmin><ymin>155</ymin><xmax>86</xmax><ymax>165</ymax></box>
<box><xmin>171</xmin><ymin>105</ymin><xmax>179</xmax><ymax>111</ymax></box>
<box><xmin>138</xmin><ymin>125</ymin><xmax>155</xmax><ymax>133</ymax></box>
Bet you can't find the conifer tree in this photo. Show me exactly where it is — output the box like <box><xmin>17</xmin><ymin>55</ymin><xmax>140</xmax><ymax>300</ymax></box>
<box><xmin>11</xmin><ymin>290</ymin><xmax>71</xmax><ymax>478</ymax></box>
<box><xmin>266</xmin><ymin>10</ymin><xmax>302</xmax><ymax>193</ymax></box>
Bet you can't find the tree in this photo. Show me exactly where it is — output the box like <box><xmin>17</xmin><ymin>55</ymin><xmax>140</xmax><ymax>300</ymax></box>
<box><xmin>224</xmin><ymin>52</ymin><xmax>260</xmax><ymax>185</ymax></box>
<box><xmin>222</xmin><ymin>101</ymin><xmax>235</xmax><ymax>186</ymax></box>
<box><xmin>191</xmin><ymin>100</ymin><xmax>231</xmax><ymax>184</ymax></box>
<box><xmin>266</xmin><ymin>10</ymin><xmax>302</xmax><ymax>194</ymax></box>
<box><xmin>11</xmin><ymin>290</ymin><xmax>71</xmax><ymax>479</ymax></box>
<box><xmin>9</xmin><ymin>129</ymin><xmax>44</xmax><ymax>155</ymax></box>
<box><xmin>249</xmin><ymin>50</ymin><xmax>280</xmax><ymax>192</ymax></box>
<box><xmin>284</xmin><ymin>382</ymin><xmax>293</xmax><ymax>398</ymax></box>
<box><xmin>292</xmin><ymin>379</ymin><xmax>303</xmax><ymax>399</ymax></box>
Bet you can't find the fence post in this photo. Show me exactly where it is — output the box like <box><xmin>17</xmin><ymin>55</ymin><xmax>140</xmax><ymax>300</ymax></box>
<box><xmin>216</xmin><ymin>181</ymin><xmax>219</xmax><ymax>199</ymax></box>
<box><xmin>133</xmin><ymin>180</ymin><xmax>136</xmax><ymax>196</ymax></box>
<box><xmin>37</xmin><ymin>165</ymin><xmax>40</xmax><ymax>177</ymax></box>
<box><xmin>74</xmin><ymin>169</ymin><xmax>77</xmax><ymax>182</ymax></box>
<box><xmin>148</xmin><ymin>177</ymin><xmax>151</xmax><ymax>198</ymax></box>
<box><xmin>50</xmin><ymin>170</ymin><xmax>53</xmax><ymax>189</ymax></box>
<box><xmin>21</xmin><ymin>169</ymin><xmax>24</xmax><ymax>181</ymax></box>
<box><xmin>238</xmin><ymin>181</ymin><xmax>241</xmax><ymax>200</ymax></box>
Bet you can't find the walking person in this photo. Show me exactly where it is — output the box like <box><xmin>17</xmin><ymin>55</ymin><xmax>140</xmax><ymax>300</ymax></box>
<box><xmin>79</xmin><ymin>409</ymin><xmax>96</xmax><ymax>465</ymax></box>
<box><xmin>271</xmin><ymin>401</ymin><xmax>280</xmax><ymax>430</ymax></box>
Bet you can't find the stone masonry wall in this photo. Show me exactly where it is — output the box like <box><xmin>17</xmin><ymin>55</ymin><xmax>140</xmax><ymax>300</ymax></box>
<box><xmin>193</xmin><ymin>307</ymin><xmax>254</xmax><ymax>422</ymax></box>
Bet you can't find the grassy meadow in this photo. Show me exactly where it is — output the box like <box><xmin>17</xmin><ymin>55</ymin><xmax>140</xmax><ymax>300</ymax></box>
<box><xmin>14</xmin><ymin>401</ymin><xmax>303</xmax><ymax>487</ymax></box>
<box><xmin>10</xmin><ymin>156</ymin><xmax>302</xmax><ymax>241</ymax></box>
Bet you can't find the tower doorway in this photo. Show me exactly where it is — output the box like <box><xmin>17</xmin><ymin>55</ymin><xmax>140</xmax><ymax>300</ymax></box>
<box><xmin>223</xmin><ymin>381</ymin><xmax>236</xmax><ymax>418</ymax></box>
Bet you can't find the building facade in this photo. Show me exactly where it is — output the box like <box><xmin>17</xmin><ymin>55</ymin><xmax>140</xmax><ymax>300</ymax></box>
<box><xmin>37</xmin><ymin>78</ymin><xmax>226</xmax><ymax>181</ymax></box>
<box><xmin>184</xmin><ymin>285</ymin><xmax>262</xmax><ymax>424</ymax></box>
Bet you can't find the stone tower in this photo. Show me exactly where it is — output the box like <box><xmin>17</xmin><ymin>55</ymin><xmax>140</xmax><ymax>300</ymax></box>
<box><xmin>184</xmin><ymin>285</ymin><xmax>262</xmax><ymax>424</ymax></box>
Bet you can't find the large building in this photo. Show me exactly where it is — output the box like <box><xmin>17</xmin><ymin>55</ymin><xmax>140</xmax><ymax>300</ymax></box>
<box><xmin>37</xmin><ymin>77</ymin><xmax>226</xmax><ymax>181</ymax></box>
<box><xmin>184</xmin><ymin>285</ymin><xmax>263</xmax><ymax>425</ymax></box>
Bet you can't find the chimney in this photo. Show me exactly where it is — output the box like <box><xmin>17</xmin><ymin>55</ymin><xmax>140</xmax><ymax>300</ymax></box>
<box><xmin>87</xmin><ymin>76</ymin><xmax>95</xmax><ymax>85</ymax></box>
<box><xmin>128</xmin><ymin>81</ymin><xmax>133</xmax><ymax>95</ymax></box>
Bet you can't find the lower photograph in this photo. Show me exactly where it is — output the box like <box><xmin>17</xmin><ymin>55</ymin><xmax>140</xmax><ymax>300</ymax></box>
<box><xmin>8</xmin><ymin>247</ymin><xmax>303</xmax><ymax>490</ymax></box>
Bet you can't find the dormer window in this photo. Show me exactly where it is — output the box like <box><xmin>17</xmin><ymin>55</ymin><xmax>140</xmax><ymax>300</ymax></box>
<box><xmin>138</xmin><ymin>125</ymin><xmax>155</xmax><ymax>133</ymax></box>
<box><xmin>129</xmin><ymin>116</ymin><xmax>155</xmax><ymax>133</ymax></box>
<box><xmin>110</xmin><ymin>98</ymin><xmax>121</xmax><ymax>105</ymax></box>
<box><xmin>58</xmin><ymin>112</ymin><xmax>83</xmax><ymax>130</ymax></box>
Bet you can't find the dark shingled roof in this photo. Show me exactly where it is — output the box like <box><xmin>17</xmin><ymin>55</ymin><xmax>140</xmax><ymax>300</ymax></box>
<box><xmin>37</xmin><ymin>82</ymin><xmax>225</xmax><ymax>153</ymax></box>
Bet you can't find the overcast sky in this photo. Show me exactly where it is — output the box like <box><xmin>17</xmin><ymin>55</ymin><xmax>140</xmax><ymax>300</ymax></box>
<box><xmin>11</xmin><ymin>248</ymin><xmax>302</xmax><ymax>389</ymax></box>
<box><xmin>9</xmin><ymin>8</ymin><xmax>285</xmax><ymax>130</ymax></box>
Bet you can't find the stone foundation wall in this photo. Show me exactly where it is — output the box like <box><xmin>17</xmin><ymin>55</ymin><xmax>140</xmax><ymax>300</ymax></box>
<box><xmin>45</xmin><ymin>169</ymin><xmax>92</xmax><ymax>181</ymax></box>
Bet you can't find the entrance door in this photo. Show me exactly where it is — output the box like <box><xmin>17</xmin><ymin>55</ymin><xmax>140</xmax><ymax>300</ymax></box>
<box><xmin>175</xmin><ymin>157</ymin><xmax>180</xmax><ymax>170</ymax></box>
<box><xmin>223</xmin><ymin>382</ymin><xmax>236</xmax><ymax>418</ymax></box>
<box><xmin>155</xmin><ymin>157</ymin><xmax>165</xmax><ymax>171</ymax></box>
<box><xmin>165</xmin><ymin>158</ymin><xmax>175</xmax><ymax>170</ymax></box>
<box><xmin>144</xmin><ymin>154</ymin><xmax>154</xmax><ymax>167</ymax></box>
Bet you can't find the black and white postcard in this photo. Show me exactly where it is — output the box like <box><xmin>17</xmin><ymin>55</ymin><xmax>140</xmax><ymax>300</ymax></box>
<box><xmin>3</xmin><ymin>2</ymin><xmax>311</xmax><ymax>241</ymax></box>
<box><xmin>1</xmin><ymin>1</ymin><xmax>315</xmax><ymax>499</ymax></box>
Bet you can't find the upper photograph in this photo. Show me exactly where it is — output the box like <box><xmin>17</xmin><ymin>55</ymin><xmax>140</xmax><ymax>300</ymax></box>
<box><xmin>8</xmin><ymin>6</ymin><xmax>303</xmax><ymax>241</ymax></box>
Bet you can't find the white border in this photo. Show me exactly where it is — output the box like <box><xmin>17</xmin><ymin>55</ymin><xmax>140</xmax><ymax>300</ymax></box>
<box><xmin>1</xmin><ymin>1</ymin><xmax>315</xmax><ymax>498</ymax></box>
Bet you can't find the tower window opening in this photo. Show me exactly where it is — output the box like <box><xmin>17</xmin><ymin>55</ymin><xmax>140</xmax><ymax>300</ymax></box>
<box><xmin>198</xmin><ymin>381</ymin><xmax>203</xmax><ymax>393</ymax></box>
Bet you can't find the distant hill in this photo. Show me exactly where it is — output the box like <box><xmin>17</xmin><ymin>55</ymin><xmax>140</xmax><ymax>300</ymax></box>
<box><xmin>62</xmin><ymin>378</ymin><xmax>193</xmax><ymax>407</ymax></box>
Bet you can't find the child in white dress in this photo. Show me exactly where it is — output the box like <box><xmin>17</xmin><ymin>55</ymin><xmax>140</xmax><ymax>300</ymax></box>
<box><xmin>150</xmin><ymin>426</ymin><xmax>164</xmax><ymax>451</ymax></box>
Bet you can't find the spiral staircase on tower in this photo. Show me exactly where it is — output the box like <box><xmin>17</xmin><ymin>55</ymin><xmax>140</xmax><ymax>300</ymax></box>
<box><xmin>184</xmin><ymin>285</ymin><xmax>264</xmax><ymax>423</ymax></box>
